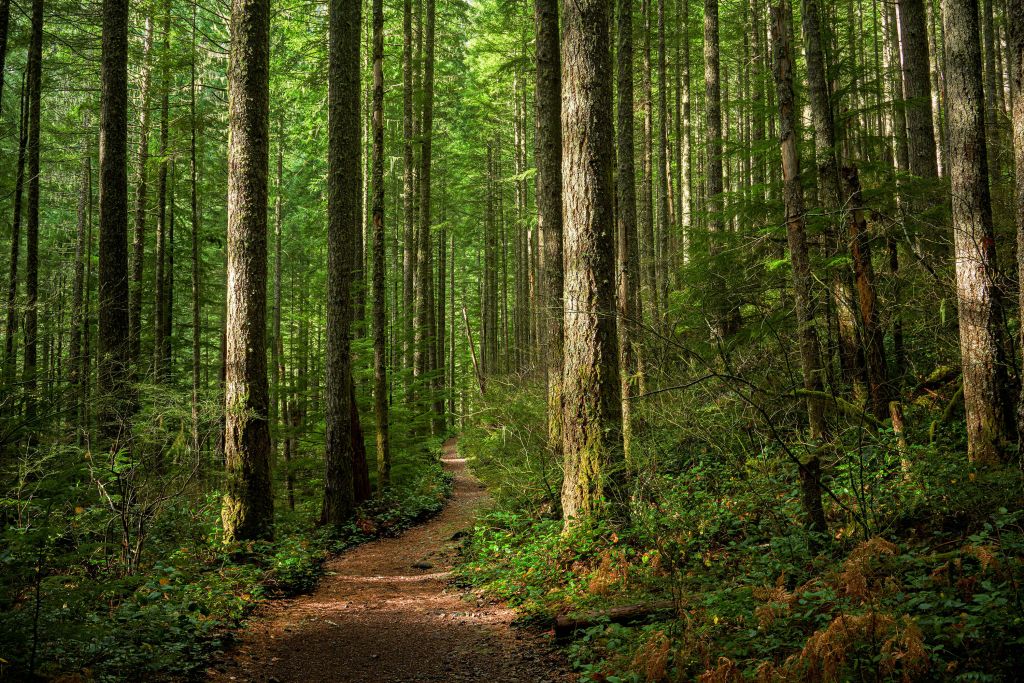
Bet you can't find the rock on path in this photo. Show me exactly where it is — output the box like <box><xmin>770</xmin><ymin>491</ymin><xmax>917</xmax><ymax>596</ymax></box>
<box><xmin>205</xmin><ymin>438</ymin><xmax>574</xmax><ymax>683</ymax></box>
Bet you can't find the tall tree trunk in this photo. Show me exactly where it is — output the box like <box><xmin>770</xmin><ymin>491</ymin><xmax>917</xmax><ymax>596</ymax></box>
<box><xmin>705</xmin><ymin>0</ymin><xmax>733</xmax><ymax>337</ymax></box>
<box><xmin>640</xmin><ymin>0</ymin><xmax>658</xmax><ymax>322</ymax></box>
<box><xmin>322</xmin><ymin>0</ymin><xmax>361</xmax><ymax>526</ymax></box>
<box><xmin>23</xmin><ymin>0</ymin><xmax>42</xmax><ymax>425</ymax></box>
<box><xmin>130</xmin><ymin>16</ymin><xmax>153</xmax><ymax>367</ymax></box>
<box><xmin>71</xmin><ymin>114</ymin><xmax>91</xmax><ymax>427</ymax></box>
<box><xmin>897</xmin><ymin>0</ymin><xmax>939</xmax><ymax>177</ymax></box>
<box><xmin>680</xmin><ymin>0</ymin><xmax>692</xmax><ymax>263</ymax></box>
<box><xmin>560</xmin><ymin>0</ymin><xmax>624</xmax><ymax>523</ymax></box>
<box><xmin>5</xmin><ymin>78</ymin><xmax>27</xmax><ymax>396</ymax></box>
<box><xmin>842</xmin><ymin>167</ymin><xmax>890</xmax><ymax>419</ymax></box>
<box><xmin>771</xmin><ymin>0</ymin><xmax>827</xmax><ymax>533</ymax></box>
<box><xmin>1012</xmin><ymin>0</ymin><xmax>1024</xmax><ymax>439</ymax></box>
<box><xmin>414</xmin><ymin>0</ymin><xmax>435</xmax><ymax>415</ymax></box>
<box><xmin>402</xmin><ymin>0</ymin><xmax>416</xmax><ymax>382</ymax></box>
<box><xmin>802</xmin><ymin>0</ymin><xmax>867</xmax><ymax>398</ymax></box>
<box><xmin>0</xmin><ymin>0</ymin><xmax>9</xmax><ymax>113</ymax></box>
<box><xmin>153</xmin><ymin>6</ymin><xmax>171</xmax><ymax>382</ymax></box>
<box><xmin>617</xmin><ymin>0</ymin><xmax>640</xmax><ymax>463</ymax></box>
<box><xmin>98</xmin><ymin>0</ymin><xmax>131</xmax><ymax>447</ymax></box>
<box><xmin>190</xmin><ymin>2</ymin><xmax>201</xmax><ymax>454</ymax></box>
<box><xmin>656</xmin><ymin>0</ymin><xmax>669</xmax><ymax>325</ymax></box>
<box><xmin>222</xmin><ymin>0</ymin><xmax>274</xmax><ymax>542</ymax></box>
<box><xmin>371</xmin><ymin>0</ymin><xmax>391</xmax><ymax>489</ymax></box>
<box><xmin>272</xmin><ymin>120</ymin><xmax>284</xmax><ymax>465</ymax></box>
<box><xmin>942</xmin><ymin>0</ymin><xmax>1014</xmax><ymax>464</ymax></box>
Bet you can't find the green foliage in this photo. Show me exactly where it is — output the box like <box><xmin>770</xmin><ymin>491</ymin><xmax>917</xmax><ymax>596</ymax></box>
<box><xmin>458</xmin><ymin>386</ymin><xmax>1024</xmax><ymax>682</ymax></box>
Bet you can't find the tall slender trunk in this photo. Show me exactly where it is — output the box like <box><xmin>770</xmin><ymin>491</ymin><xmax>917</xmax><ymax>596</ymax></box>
<box><xmin>705</xmin><ymin>0</ymin><xmax>733</xmax><ymax>337</ymax></box>
<box><xmin>371</xmin><ymin>0</ymin><xmax>390</xmax><ymax>489</ymax></box>
<box><xmin>0</xmin><ymin>0</ymin><xmax>9</xmax><ymax>112</ymax></box>
<box><xmin>71</xmin><ymin>114</ymin><xmax>91</xmax><ymax>427</ymax></box>
<box><xmin>190</xmin><ymin>2</ymin><xmax>201</xmax><ymax>453</ymax></box>
<box><xmin>322</xmin><ymin>0</ymin><xmax>361</xmax><ymax>525</ymax></box>
<box><xmin>130</xmin><ymin>16</ymin><xmax>154</xmax><ymax>367</ymax></box>
<box><xmin>656</xmin><ymin>0</ymin><xmax>669</xmax><ymax>324</ymax></box>
<box><xmin>897</xmin><ymin>0</ymin><xmax>939</xmax><ymax>177</ymax></box>
<box><xmin>560</xmin><ymin>0</ymin><xmax>623</xmax><ymax>523</ymax></box>
<box><xmin>5</xmin><ymin>79</ymin><xmax>27</xmax><ymax>395</ymax></box>
<box><xmin>153</xmin><ymin>6</ymin><xmax>171</xmax><ymax>381</ymax></box>
<box><xmin>1011</xmin><ymin>0</ymin><xmax>1024</xmax><ymax>438</ymax></box>
<box><xmin>98</xmin><ymin>0</ymin><xmax>131</xmax><ymax>446</ymax></box>
<box><xmin>802</xmin><ymin>0</ymin><xmax>866</xmax><ymax>397</ymax></box>
<box><xmin>23</xmin><ymin>0</ymin><xmax>43</xmax><ymax>425</ymax></box>
<box><xmin>414</xmin><ymin>0</ymin><xmax>435</xmax><ymax>417</ymax></box>
<box><xmin>222</xmin><ymin>0</ymin><xmax>273</xmax><ymax>541</ymax></box>
<box><xmin>402</xmin><ymin>0</ymin><xmax>416</xmax><ymax>382</ymax></box>
<box><xmin>771</xmin><ymin>1</ymin><xmax>827</xmax><ymax>532</ymax></box>
<box><xmin>640</xmin><ymin>0</ymin><xmax>658</xmax><ymax>322</ymax></box>
<box><xmin>943</xmin><ymin>0</ymin><xmax>1014</xmax><ymax>464</ymax></box>
<box><xmin>617</xmin><ymin>0</ymin><xmax>640</xmax><ymax>463</ymax></box>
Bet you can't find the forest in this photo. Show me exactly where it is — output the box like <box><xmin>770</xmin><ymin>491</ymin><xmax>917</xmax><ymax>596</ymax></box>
<box><xmin>0</xmin><ymin>0</ymin><xmax>1023</xmax><ymax>679</ymax></box>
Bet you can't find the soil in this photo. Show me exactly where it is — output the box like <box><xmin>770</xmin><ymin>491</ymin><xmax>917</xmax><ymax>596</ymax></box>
<box><xmin>205</xmin><ymin>438</ymin><xmax>575</xmax><ymax>683</ymax></box>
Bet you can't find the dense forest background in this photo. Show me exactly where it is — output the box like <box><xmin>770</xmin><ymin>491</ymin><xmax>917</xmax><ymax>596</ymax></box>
<box><xmin>1</xmin><ymin>0</ymin><xmax>1023</xmax><ymax>679</ymax></box>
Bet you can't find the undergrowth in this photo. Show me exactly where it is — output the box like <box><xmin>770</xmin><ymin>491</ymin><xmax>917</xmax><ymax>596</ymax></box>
<box><xmin>456</xmin><ymin>379</ymin><xmax>1024</xmax><ymax>682</ymax></box>
<box><xmin>0</xmin><ymin>453</ymin><xmax>452</xmax><ymax>682</ymax></box>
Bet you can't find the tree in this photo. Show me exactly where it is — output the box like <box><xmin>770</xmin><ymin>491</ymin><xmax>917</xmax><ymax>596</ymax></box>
<box><xmin>321</xmin><ymin>0</ymin><xmax>361</xmax><ymax>525</ymax></box>
<box><xmin>770</xmin><ymin>0</ymin><xmax>827</xmax><ymax>533</ymax></box>
<box><xmin>942</xmin><ymin>0</ymin><xmax>1014</xmax><ymax>464</ymax></box>
<box><xmin>1015</xmin><ymin>1</ymin><xmax>1024</xmax><ymax>433</ymax></box>
<box><xmin>897</xmin><ymin>0</ymin><xmax>938</xmax><ymax>178</ymax></box>
<box><xmin>0</xmin><ymin>0</ymin><xmax>9</xmax><ymax>112</ymax></box>
<box><xmin>97</xmin><ymin>0</ymin><xmax>131</xmax><ymax>446</ymax></box>
<box><xmin>414</xmin><ymin>0</ymin><xmax>436</xmax><ymax>414</ymax></box>
<box><xmin>535</xmin><ymin>0</ymin><xmax>563</xmax><ymax>456</ymax></box>
<box><xmin>560</xmin><ymin>0</ymin><xmax>623</xmax><ymax>522</ymax></box>
<box><xmin>23</xmin><ymin>0</ymin><xmax>42</xmax><ymax>424</ymax></box>
<box><xmin>5</xmin><ymin>70</ymin><xmax>27</xmax><ymax>396</ymax></box>
<box><xmin>402</xmin><ymin>0</ymin><xmax>416</xmax><ymax>379</ymax></box>
<box><xmin>616</xmin><ymin>0</ymin><xmax>641</xmax><ymax>462</ymax></box>
<box><xmin>130</xmin><ymin>15</ymin><xmax>154</xmax><ymax>367</ymax></box>
<box><xmin>222</xmin><ymin>0</ymin><xmax>274</xmax><ymax>542</ymax></box>
<box><xmin>371</xmin><ymin>0</ymin><xmax>390</xmax><ymax>489</ymax></box>
<box><xmin>705</xmin><ymin>0</ymin><xmax>732</xmax><ymax>337</ymax></box>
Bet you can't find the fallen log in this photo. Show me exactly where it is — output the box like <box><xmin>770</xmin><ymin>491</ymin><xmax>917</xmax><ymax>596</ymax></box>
<box><xmin>554</xmin><ymin>599</ymin><xmax>676</xmax><ymax>639</ymax></box>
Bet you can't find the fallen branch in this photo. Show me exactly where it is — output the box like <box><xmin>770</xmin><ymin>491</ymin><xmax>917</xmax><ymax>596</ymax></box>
<box><xmin>554</xmin><ymin>599</ymin><xmax>676</xmax><ymax>639</ymax></box>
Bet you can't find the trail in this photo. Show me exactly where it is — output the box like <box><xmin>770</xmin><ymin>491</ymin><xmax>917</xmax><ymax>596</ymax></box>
<box><xmin>207</xmin><ymin>438</ymin><xmax>574</xmax><ymax>683</ymax></box>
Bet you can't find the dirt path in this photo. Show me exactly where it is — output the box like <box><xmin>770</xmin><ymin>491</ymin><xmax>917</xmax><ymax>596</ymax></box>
<box><xmin>207</xmin><ymin>438</ymin><xmax>574</xmax><ymax>683</ymax></box>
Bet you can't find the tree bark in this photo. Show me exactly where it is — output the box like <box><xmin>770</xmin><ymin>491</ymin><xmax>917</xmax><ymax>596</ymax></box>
<box><xmin>371</xmin><ymin>0</ymin><xmax>390</xmax><ymax>489</ymax></box>
<box><xmin>130</xmin><ymin>15</ymin><xmax>154</xmax><ymax>368</ymax></box>
<box><xmin>414</xmin><ymin>0</ymin><xmax>435</xmax><ymax>415</ymax></box>
<box><xmin>23</xmin><ymin>0</ymin><xmax>42</xmax><ymax>424</ymax></box>
<box><xmin>897</xmin><ymin>0</ymin><xmax>939</xmax><ymax>177</ymax></box>
<box><xmin>402</xmin><ymin>0</ymin><xmax>416</xmax><ymax>382</ymax></box>
<box><xmin>802</xmin><ymin>0</ymin><xmax>866</xmax><ymax>398</ymax></box>
<box><xmin>617</xmin><ymin>0</ymin><xmax>640</xmax><ymax>463</ymax></box>
<box><xmin>190</xmin><ymin>2</ymin><xmax>201</xmax><ymax>454</ymax></box>
<box><xmin>640</xmin><ymin>0</ymin><xmax>658</xmax><ymax>323</ymax></box>
<box><xmin>98</xmin><ymin>0</ymin><xmax>131</xmax><ymax>446</ymax></box>
<box><xmin>71</xmin><ymin>114</ymin><xmax>91</xmax><ymax>427</ymax></box>
<box><xmin>771</xmin><ymin>1</ymin><xmax>827</xmax><ymax>533</ymax></box>
<box><xmin>322</xmin><ymin>0</ymin><xmax>362</xmax><ymax>525</ymax></box>
<box><xmin>705</xmin><ymin>0</ymin><xmax>733</xmax><ymax>337</ymax></box>
<box><xmin>1012</xmin><ymin>0</ymin><xmax>1024</xmax><ymax>439</ymax></box>
<box><xmin>153</xmin><ymin>6</ymin><xmax>171</xmax><ymax>381</ymax></box>
<box><xmin>942</xmin><ymin>0</ymin><xmax>1014</xmax><ymax>464</ymax></box>
<box><xmin>222</xmin><ymin>0</ymin><xmax>274</xmax><ymax>542</ymax></box>
<box><xmin>0</xmin><ymin>0</ymin><xmax>9</xmax><ymax>113</ymax></box>
<box><xmin>535</xmin><ymin>0</ymin><xmax>563</xmax><ymax>456</ymax></box>
<box><xmin>5</xmin><ymin>77</ymin><xmax>27</xmax><ymax>396</ymax></box>
<box><xmin>560</xmin><ymin>0</ymin><xmax>624</xmax><ymax>522</ymax></box>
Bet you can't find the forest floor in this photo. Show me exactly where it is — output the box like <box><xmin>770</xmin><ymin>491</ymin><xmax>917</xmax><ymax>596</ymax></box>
<box><xmin>205</xmin><ymin>437</ymin><xmax>574</xmax><ymax>683</ymax></box>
